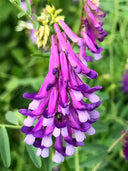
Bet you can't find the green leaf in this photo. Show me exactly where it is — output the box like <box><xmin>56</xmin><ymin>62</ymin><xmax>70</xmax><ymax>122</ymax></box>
<box><xmin>80</xmin><ymin>151</ymin><xmax>107</xmax><ymax>168</ymax></box>
<box><xmin>15</xmin><ymin>0</ymin><xmax>21</xmax><ymax>5</ymax></box>
<box><xmin>33</xmin><ymin>14</ymin><xmax>38</xmax><ymax>21</ymax></box>
<box><xmin>17</xmin><ymin>11</ymin><xmax>25</xmax><ymax>18</ymax></box>
<box><xmin>0</xmin><ymin>127</ymin><xmax>11</xmax><ymax>168</ymax></box>
<box><xmin>93</xmin><ymin>121</ymin><xmax>108</xmax><ymax>133</ymax></box>
<box><xmin>33</xmin><ymin>22</ymin><xmax>40</xmax><ymax>30</ymax></box>
<box><xmin>25</xmin><ymin>0</ymin><xmax>31</xmax><ymax>15</ymax></box>
<box><xmin>5</xmin><ymin>111</ymin><xmax>18</xmax><ymax>125</ymax></box>
<box><xmin>26</xmin><ymin>144</ymin><xmax>42</xmax><ymax>168</ymax></box>
<box><xmin>81</xmin><ymin>143</ymin><xmax>108</xmax><ymax>153</ymax></box>
<box><xmin>9</xmin><ymin>0</ymin><xmax>14</xmax><ymax>2</ymax></box>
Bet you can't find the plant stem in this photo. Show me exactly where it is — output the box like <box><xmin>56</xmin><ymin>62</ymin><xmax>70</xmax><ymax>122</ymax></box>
<box><xmin>0</xmin><ymin>124</ymin><xmax>21</xmax><ymax>129</ymax></box>
<box><xmin>75</xmin><ymin>147</ymin><xmax>80</xmax><ymax>171</ymax></box>
<box><xmin>8</xmin><ymin>0</ymin><xmax>35</xmax><ymax>25</ymax></box>
<box><xmin>63</xmin><ymin>159</ymin><xmax>71</xmax><ymax>171</ymax></box>
<box><xmin>72</xmin><ymin>0</ymin><xmax>84</xmax><ymax>48</ymax></box>
<box><xmin>77</xmin><ymin>0</ymin><xmax>85</xmax><ymax>36</ymax></box>
<box><xmin>92</xmin><ymin>129</ymin><xmax>128</xmax><ymax>171</ymax></box>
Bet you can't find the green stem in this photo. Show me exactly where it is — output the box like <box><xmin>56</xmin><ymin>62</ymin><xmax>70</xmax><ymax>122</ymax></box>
<box><xmin>72</xmin><ymin>0</ymin><xmax>84</xmax><ymax>48</ymax></box>
<box><xmin>92</xmin><ymin>129</ymin><xmax>128</xmax><ymax>171</ymax></box>
<box><xmin>0</xmin><ymin>124</ymin><xmax>21</xmax><ymax>129</ymax></box>
<box><xmin>8</xmin><ymin>0</ymin><xmax>35</xmax><ymax>25</ymax></box>
<box><xmin>63</xmin><ymin>159</ymin><xmax>71</xmax><ymax>171</ymax></box>
<box><xmin>75</xmin><ymin>147</ymin><xmax>80</xmax><ymax>171</ymax></box>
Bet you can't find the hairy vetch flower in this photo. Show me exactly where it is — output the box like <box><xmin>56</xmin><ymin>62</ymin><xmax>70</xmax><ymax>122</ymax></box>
<box><xmin>120</xmin><ymin>70</ymin><xmax>128</xmax><ymax>94</ymax></box>
<box><xmin>35</xmin><ymin>5</ymin><xmax>64</xmax><ymax>48</ymax></box>
<box><xmin>122</xmin><ymin>131</ymin><xmax>128</xmax><ymax>162</ymax></box>
<box><xmin>19</xmin><ymin>24</ymin><xmax>102</xmax><ymax>163</ymax></box>
<box><xmin>81</xmin><ymin>0</ymin><xmax>107</xmax><ymax>60</ymax></box>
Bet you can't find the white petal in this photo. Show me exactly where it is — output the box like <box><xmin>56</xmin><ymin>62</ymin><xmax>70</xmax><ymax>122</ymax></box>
<box><xmin>93</xmin><ymin>53</ymin><xmax>102</xmax><ymax>60</ymax></box>
<box><xmin>43</xmin><ymin>117</ymin><xmax>54</xmax><ymax>127</ymax></box>
<box><xmin>65</xmin><ymin>143</ymin><xmax>76</xmax><ymax>156</ymax></box>
<box><xmin>23</xmin><ymin>116</ymin><xmax>34</xmax><ymax>126</ymax></box>
<box><xmin>77</xmin><ymin>110</ymin><xmax>89</xmax><ymax>122</ymax></box>
<box><xmin>89</xmin><ymin>110</ymin><xmax>100</xmax><ymax>119</ymax></box>
<box><xmin>88</xmin><ymin>93</ymin><xmax>100</xmax><ymax>103</ymax></box>
<box><xmin>41</xmin><ymin>136</ymin><xmax>53</xmax><ymax>147</ymax></box>
<box><xmin>28</xmin><ymin>100</ymin><xmax>40</xmax><ymax>110</ymax></box>
<box><xmin>81</xmin><ymin>59</ymin><xmax>88</xmax><ymax>66</ymax></box>
<box><xmin>41</xmin><ymin>148</ymin><xmax>49</xmax><ymax>158</ymax></box>
<box><xmin>74</xmin><ymin>130</ymin><xmax>86</xmax><ymax>142</ymax></box>
<box><xmin>36</xmin><ymin>148</ymin><xmax>41</xmax><ymax>156</ymax></box>
<box><xmin>61</xmin><ymin>127</ymin><xmax>68</xmax><ymax>137</ymax></box>
<box><xmin>61</xmin><ymin>106</ymin><xmax>69</xmax><ymax>115</ymax></box>
<box><xmin>53</xmin><ymin>151</ymin><xmax>64</xmax><ymax>163</ymax></box>
<box><xmin>86</xmin><ymin>127</ymin><xmax>96</xmax><ymax>135</ymax></box>
<box><xmin>53</xmin><ymin>127</ymin><xmax>60</xmax><ymax>137</ymax></box>
<box><xmin>72</xmin><ymin>90</ymin><xmax>83</xmax><ymax>101</ymax></box>
<box><xmin>24</xmin><ymin>134</ymin><xmax>35</xmax><ymax>145</ymax></box>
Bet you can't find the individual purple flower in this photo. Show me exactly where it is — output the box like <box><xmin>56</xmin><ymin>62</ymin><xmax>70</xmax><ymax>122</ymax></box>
<box><xmin>122</xmin><ymin>131</ymin><xmax>128</xmax><ymax>162</ymax></box>
<box><xmin>120</xmin><ymin>70</ymin><xmax>128</xmax><ymax>94</ymax></box>
<box><xmin>73</xmin><ymin>0</ymin><xmax>79</xmax><ymax>5</ymax></box>
<box><xmin>19</xmin><ymin>28</ymin><xmax>102</xmax><ymax>163</ymax></box>
<box><xmin>80</xmin><ymin>0</ymin><xmax>107</xmax><ymax>60</ymax></box>
<box><xmin>21</xmin><ymin>0</ymin><xmax>32</xmax><ymax>11</ymax></box>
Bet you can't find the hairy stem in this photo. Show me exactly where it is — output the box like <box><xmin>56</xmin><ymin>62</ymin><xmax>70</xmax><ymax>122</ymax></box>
<box><xmin>77</xmin><ymin>0</ymin><xmax>85</xmax><ymax>36</ymax></box>
<box><xmin>72</xmin><ymin>0</ymin><xmax>84</xmax><ymax>48</ymax></box>
<box><xmin>0</xmin><ymin>124</ymin><xmax>21</xmax><ymax>129</ymax></box>
<box><xmin>75</xmin><ymin>147</ymin><xmax>80</xmax><ymax>171</ymax></box>
<box><xmin>8</xmin><ymin>0</ymin><xmax>35</xmax><ymax>25</ymax></box>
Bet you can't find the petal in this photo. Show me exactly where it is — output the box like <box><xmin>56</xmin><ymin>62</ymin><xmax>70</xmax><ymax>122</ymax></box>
<box><xmin>77</xmin><ymin>110</ymin><xmax>90</xmax><ymax>122</ymax></box>
<box><xmin>59</xmin><ymin>20</ymin><xmax>82</xmax><ymax>46</ymax></box>
<box><xmin>43</xmin><ymin>117</ymin><xmax>54</xmax><ymax>127</ymax></box>
<box><xmin>23</xmin><ymin>116</ymin><xmax>35</xmax><ymax>127</ymax></box>
<box><xmin>28</xmin><ymin>100</ymin><xmax>40</xmax><ymax>110</ymax></box>
<box><xmin>71</xmin><ymin>89</ymin><xmax>83</xmax><ymax>101</ymax></box>
<box><xmin>48</xmin><ymin>86</ymin><xmax>58</xmax><ymax>115</ymax></box>
<box><xmin>61</xmin><ymin>127</ymin><xmax>68</xmax><ymax>137</ymax></box>
<box><xmin>41</xmin><ymin>136</ymin><xmax>53</xmax><ymax>147</ymax></box>
<box><xmin>49</xmin><ymin>35</ymin><xmax>59</xmax><ymax>75</ymax></box>
<box><xmin>36</xmin><ymin>148</ymin><xmax>42</xmax><ymax>156</ymax></box>
<box><xmin>41</xmin><ymin>148</ymin><xmax>49</xmax><ymax>158</ymax></box>
<box><xmin>87</xmin><ymin>93</ymin><xmax>100</xmax><ymax>103</ymax></box>
<box><xmin>54</xmin><ymin>23</ymin><xmax>67</xmax><ymax>52</ymax></box>
<box><xmin>65</xmin><ymin>143</ymin><xmax>76</xmax><ymax>156</ymax></box>
<box><xmin>53</xmin><ymin>127</ymin><xmax>61</xmax><ymax>137</ymax></box>
<box><xmin>24</xmin><ymin>134</ymin><xmax>35</xmax><ymax>145</ymax></box>
<box><xmin>86</xmin><ymin>127</ymin><xmax>96</xmax><ymax>135</ymax></box>
<box><xmin>53</xmin><ymin>151</ymin><xmax>64</xmax><ymax>163</ymax></box>
<box><xmin>60</xmin><ymin>51</ymin><xmax>69</xmax><ymax>83</ymax></box>
<box><xmin>74</xmin><ymin>130</ymin><xmax>86</xmax><ymax>142</ymax></box>
<box><xmin>89</xmin><ymin>110</ymin><xmax>100</xmax><ymax>120</ymax></box>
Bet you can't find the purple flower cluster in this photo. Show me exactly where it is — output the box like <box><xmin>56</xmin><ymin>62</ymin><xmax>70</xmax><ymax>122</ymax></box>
<box><xmin>81</xmin><ymin>0</ymin><xmax>107</xmax><ymax>60</ymax></box>
<box><xmin>120</xmin><ymin>70</ymin><xmax>128</xmax><ymax>94</ymax></box>
<box><xmin>122</xmin><ymin>131</ymin><xmax>128</xmax><ymax>162</ymax></box>
<box><xmin>19</xmin><ymin>20</ymin><xmax>102</xmax><ymax>163</ymax></box>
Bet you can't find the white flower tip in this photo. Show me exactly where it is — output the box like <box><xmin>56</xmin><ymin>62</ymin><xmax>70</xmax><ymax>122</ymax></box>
<box><xmin>86</xmin><ymin>127</ymin><xmax>96</xmax><ymax>135</ymax></box>
<box><xmin>41</xmin><ymin>148</ymin><xmax>49</xmax><ymax>158</ymax></box>
<box><xmin>75</xmin><ymin>130</ymin><xmax>86</xmax><ymax>142</ymax></box>
<box><xmin>24</xmin><ymin>134</ymin><xmax>35</xmax><ymax>145</ymax></box>
<box><xmin>23</xmin><ymin>116</ymin><xmax>34</xmax><ymax>127</ymax></box>
<box><xmin>53</xmin><ymin>127</ymin><xmax>61</xmax><ymax>137</ymax></box>
<box><xmin>53</xmin><ymin>151</ymin><xmax>64</xmax><ymax>163</ymax></box>
<box><xmin>66</xmin><ymin>143</ymin><xmax>76</xmax><ymax>156</ymax></box>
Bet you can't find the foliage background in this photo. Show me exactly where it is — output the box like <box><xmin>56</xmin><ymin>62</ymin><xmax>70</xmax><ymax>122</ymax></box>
<box><xmin>0</xmin><ymin>0</ymin><xmax>128</xmax><ymax>170</ymax></box>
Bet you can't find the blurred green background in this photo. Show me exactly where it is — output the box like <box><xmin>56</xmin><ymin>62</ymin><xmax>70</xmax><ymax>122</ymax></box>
<box><xmin>0</xmin><ymin>0</ymin><xmax>128</xmax><ymax>170</ymax></box>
